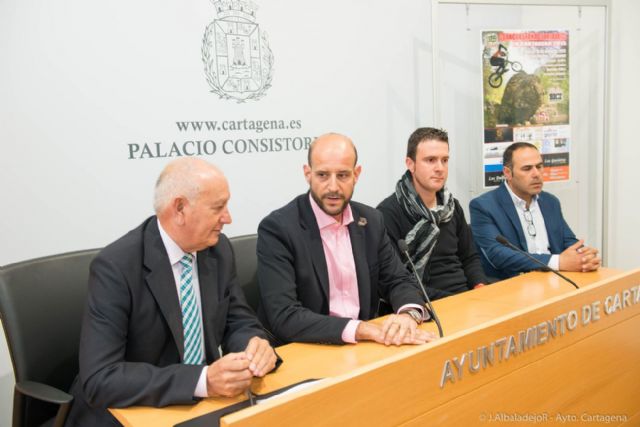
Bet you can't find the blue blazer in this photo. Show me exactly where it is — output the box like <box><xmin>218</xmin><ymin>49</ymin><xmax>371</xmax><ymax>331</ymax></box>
<box><xmin>469</xmin><ymin>183</ymin><xmax>577</xmax><ymax>280</ymax></box>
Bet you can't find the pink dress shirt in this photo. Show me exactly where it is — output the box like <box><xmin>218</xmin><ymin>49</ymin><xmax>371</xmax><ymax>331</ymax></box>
<box><xmin>309</xmin><ymin>195</ymin><xmax>361</xmax><ymax>343</ymax></box>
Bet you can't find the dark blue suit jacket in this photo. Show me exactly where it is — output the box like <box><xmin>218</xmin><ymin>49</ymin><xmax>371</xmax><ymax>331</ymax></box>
<box><xmin>469</xmin><ymin>183</ymin><xmax>578</xmax><ymax>280</ymax></box>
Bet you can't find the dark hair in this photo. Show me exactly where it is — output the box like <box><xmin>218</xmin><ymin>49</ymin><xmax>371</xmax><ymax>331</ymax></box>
<box><xmin>406</xmin><ymin>127</ymin><xmax>449</xmax><ymax>161</ymax></box>
<box><xmin>502</xmin><ymin>142</ymin><xmax>538</xmax><ymax>169</ymax></box>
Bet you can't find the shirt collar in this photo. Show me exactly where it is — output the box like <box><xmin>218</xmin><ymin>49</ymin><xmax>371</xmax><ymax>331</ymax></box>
<box><xmin>505</xmin><ymin>181</ymin><xmax>538</xmax><ymax>211</ymax></box>
<box><xmin>309</xmin><ymin>193</ymin><xmax>354</xmax><ymax>229</ymax></box>
<box><xmin>157</xmin><ymin>219</ymin><xmax>197</xmax><ymax>266</ymax></box>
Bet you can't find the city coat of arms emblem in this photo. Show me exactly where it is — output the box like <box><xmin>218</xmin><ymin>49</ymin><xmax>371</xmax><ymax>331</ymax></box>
<box><xmin>202</xmin><ymin>0</ymin><xmax>274</xmax><ymax>102</ymax></box>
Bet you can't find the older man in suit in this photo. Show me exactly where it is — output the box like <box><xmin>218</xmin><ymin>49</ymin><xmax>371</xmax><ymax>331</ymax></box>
<box><xmin>257</xmin><ymin>133</ymin><xmax>437</xmax><ymax>346</ymax></box>
<box><xmin>66</xmin><ymin>158</ymin><xmax>277</xmax><ymax>426</ymax></box>
<box><xmin>469</xmin><ymin>142</ymin><xmax>601</xmax><ymax>280</ymax></box>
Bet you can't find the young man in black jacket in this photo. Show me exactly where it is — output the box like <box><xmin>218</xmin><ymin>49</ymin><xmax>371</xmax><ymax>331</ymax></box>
<box><xmin>377</xmin><ymin>127</ymin><xmax>486</xmax><ymax>300</ymax></box>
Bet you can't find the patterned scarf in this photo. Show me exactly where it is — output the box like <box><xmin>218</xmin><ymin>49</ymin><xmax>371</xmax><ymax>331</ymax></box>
<box><xmin>395</xmin><ymin>170</ymin><xmax>455</xmax><ymax>279</ymax></box>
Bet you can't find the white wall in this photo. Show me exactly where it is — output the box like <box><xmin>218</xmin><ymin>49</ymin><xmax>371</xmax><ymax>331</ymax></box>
<box><xmin>607</xmin><ymin>0</ymin><xmax>640</xmax><ymax>269</ymax></box>
<box><xmin>0</xmin><ymin>0</ymin><xmax>433</xmax><ymax>266</ymax></box>
<box><xmin>0</xmin><ymin>1</ymin><xmax>638</xmax><ymax>426</ymax></box>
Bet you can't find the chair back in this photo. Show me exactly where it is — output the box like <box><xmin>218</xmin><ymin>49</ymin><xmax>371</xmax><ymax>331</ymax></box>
<box><xmin>228</xmin><ymin>235</ymin><xmax>259</xmax><ymax>312</ymax></box>
<box><xmin>0</xmin><ymin>249</ymin><xmax>100</xmax><ymax>392</ymax></box>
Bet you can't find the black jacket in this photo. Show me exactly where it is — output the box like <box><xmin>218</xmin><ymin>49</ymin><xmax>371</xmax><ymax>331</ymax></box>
<box><xmin>377</xmin><ymin>194</ymin><xmax>486</xmax><ymax>299</ymax></box>
<box><xmin>66</xmin><ymin>217</ymin><xmax>266</xmax><ymax>426</ymax></box>
<box><xmin>256</xmin><ymin>193</ymin><xmax>426</xmax><ymax>345</ymax></box>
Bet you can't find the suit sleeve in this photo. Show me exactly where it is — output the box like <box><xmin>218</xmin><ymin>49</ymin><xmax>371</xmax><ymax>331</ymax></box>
<box><xmin>257</xmin><ymin>214</ymin><xmax>350</xmax><ymax>345</ymax></box>
<box><xmin>556</xmin><ymin>201</ymin><xmax>579</xmax><ymax>250</ymax></box>
<box><xmin>376</xmin><ymin>201</ymin><xmax>402</xmax><ymax>248</ymax></box>
<box><xmin>453</xmin><ymin>202</ymin><xmax>487</xmax><ymax>287</ymax></box>
<box><xmin>79</xmin><ymin>256</ymin><xmax>202</xmax><ymax>409</ymax></box>
<box><xmin>376</xmin><ymin>202</ymin><xmax>408</xmax><ymax>263</ymax></box>
<box><xmin>219</xmin><ymin>237</ymin><xmax>269</xmax><ymax>354</ymax></box>
<box><xmin>469</xmin><ymin>197</ymin><xmax>551</xmax><ymax>278</ymax></box>
<box><xmin>372</xmin><ymin>213</ymin><xmax>427</xmax><ymax>311</ymax></box>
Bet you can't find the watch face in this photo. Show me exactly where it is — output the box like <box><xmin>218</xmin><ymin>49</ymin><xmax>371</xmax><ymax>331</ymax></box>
<box><xmin>405</xmin><ymin>309</ymin><xmax>422</xmax><ymax>324</ymax></box>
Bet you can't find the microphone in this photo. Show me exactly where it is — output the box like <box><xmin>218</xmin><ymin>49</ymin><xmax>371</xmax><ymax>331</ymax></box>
<box><xmin>495</xmin><ymin>235</ymin><xmax>579</xmax><ymax>289</ymax></box>
<box><xmin>397</xmin><ymin>239</ymin><xmax>444</xmax><ymax>337</ymax></box>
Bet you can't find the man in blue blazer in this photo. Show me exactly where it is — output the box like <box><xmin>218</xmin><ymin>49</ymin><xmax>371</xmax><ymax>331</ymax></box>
<box><xmin>469</xmin><ymin>142</ymin><xmax>600</xmax><ymax>280</ymax></box>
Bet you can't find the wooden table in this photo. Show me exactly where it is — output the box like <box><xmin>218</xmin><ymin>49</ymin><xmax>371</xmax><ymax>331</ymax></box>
<box><xmin>111</xmin><ymin>268</ymin><xmax>640</xmax><ymax>426</ymax></box>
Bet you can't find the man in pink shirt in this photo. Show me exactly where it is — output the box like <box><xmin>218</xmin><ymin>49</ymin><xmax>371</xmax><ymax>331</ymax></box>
<box><xmin>257</xmin><ymin>133</ymin><xmax>437</xmax><ymax>346</ymax></box>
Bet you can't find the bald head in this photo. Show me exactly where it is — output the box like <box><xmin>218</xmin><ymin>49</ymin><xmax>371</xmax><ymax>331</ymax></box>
<box><xmin>154</xmin><ymin>157</ymin><xmax>226</xmax><ymax>214</ymax></box>
<box><xmin>304</xmin><ymin>133</ymin><xmax>361</xmax><ymax>221</ymax></box>
<box><xmin>307</xmin><ymin>133</ymin><xmax>358</xmax><ymax>168</ymax></box>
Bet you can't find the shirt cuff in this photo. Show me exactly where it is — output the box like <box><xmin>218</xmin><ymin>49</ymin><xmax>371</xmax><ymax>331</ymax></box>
<box><xmin>397</xmin><ymin>303</ymin><xmax>428</xmax><ymax>321</ymax></box>
<box><xmin>548</xmin><ymin>254</ymin><xmax>560</xmax><ymax>271</ymax></box>
<box><xmin>342</xmin><ymin>319</ymin><xmax>361</xmax><ymax>343</ymax></box>
<box><xmin>194</xmin><ymin>366</ymin><xmax>209</xmax><ymax>398</ymax></box>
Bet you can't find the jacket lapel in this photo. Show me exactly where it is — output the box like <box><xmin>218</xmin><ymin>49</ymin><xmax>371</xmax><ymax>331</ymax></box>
<box><xmin>299</xmin><ymin>194</ymin><xmax>330</xmax><ymax>303</ymax></box>
<box><xmin>537</xmin><ymin>192</ymin><xmax>558</xmax><ymax>252</ymax></box>
<box><xmin>498</xmin><ymin>183</ymin><xmax>528</xmax><ymax>249</ymax></box>
<box><xmin>143</xmin><ymin>219</ymin><xmax>185</xmax><ymax>361</ymax></box>
<box><xmin>348</xmin><ymin>208</ymin><xmax>371</xmax><ymax>320</ymax></box>
<box><xmin>196</xmin><ymin>251</ymin><xmax>220</xmax><ymax>361</ymax></box>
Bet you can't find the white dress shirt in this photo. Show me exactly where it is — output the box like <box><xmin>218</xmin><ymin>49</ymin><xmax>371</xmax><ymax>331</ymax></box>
<box><xmin>505</xmin><ymin>184</ymin><xmax>560</xmax><ymax>270</ymax></box>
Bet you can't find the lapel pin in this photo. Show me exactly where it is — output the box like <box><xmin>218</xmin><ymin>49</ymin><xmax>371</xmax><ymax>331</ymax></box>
<box><xmin>358</xmin><ymin>217</ymin><xmax>367</xmax><ymax>227</ymax></box>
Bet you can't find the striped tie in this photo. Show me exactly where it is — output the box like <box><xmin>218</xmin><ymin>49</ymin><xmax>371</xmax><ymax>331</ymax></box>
<box><xmin>179</xmin><ymin>254</ymin><xmax>204</xmax><ymax>365</ymax></box>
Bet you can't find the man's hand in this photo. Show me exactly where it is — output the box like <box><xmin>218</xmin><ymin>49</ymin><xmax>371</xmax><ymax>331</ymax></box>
<box><xmin>206</xmin><ymin>353</ymin><xmax>253</xmax><ymax>397</ymax></box>
<box><xmin>417</xmin><ymin>328</ymin><xmax>438</xmax><ymax>342</ymax></box>
<box><xmin>355</xmin><ymin>316</ymin><xmax>437</xmax><ymax>346</ymax></box>
<box><xmin>354</xmin><ymin>321</ymin><xmax>385</xmax><ymax>343</ymax></box>
<box><xmin>381</xmin><ymin>313</ymin><xmax>419</xmax><ymax>346</ymax></box>
<box><xmin>559</xmin><ymin>240</ymin><xmax>601</xmax><ymax>272</ymax></box>
<box><xmin>206</xmin><ymin>337</ymin><xmax>277</xmax><ymax>397</ymax></box>
<box><xmin>576</xmin><ymin>245</ymin><xmax>601</xmax><ymax>271</ymax></box>
<box><xmin>244</xmin><ymin>336</ymin><xmax>278</xmax><ymax>377</ymax></box>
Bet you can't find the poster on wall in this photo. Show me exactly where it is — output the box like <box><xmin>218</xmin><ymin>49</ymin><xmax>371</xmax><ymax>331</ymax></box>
<box><xmin>481</xmin><ymin>30</ymin><xmax>570</xmax><ymax>187</ymax></box>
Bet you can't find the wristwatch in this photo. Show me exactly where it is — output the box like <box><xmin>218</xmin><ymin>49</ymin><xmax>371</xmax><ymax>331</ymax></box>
<box><xmin>400</xmin><ymin>308</ymin><xmax>423</xmax><ymax>325</ymax></box>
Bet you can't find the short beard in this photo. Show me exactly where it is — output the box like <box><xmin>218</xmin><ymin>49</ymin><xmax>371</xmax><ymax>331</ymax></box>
<box><xmin>310</xmin><ymin>190</ymin><xmax>349</xmax><ymax>218</ymax></box>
